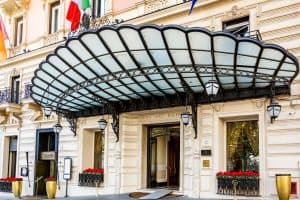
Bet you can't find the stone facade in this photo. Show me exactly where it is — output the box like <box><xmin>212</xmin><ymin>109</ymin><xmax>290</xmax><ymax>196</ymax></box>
<box><xmin>0</xmin><ymin>0</ymin><xmax>299</xmax><ymax>198</ymax></box>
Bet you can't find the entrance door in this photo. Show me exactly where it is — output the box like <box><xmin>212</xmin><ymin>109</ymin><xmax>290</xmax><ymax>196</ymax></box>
<box><xmin>35</xmin><ymin>160</ymin><xmax>50</xmax><ymax>195</ymax></box>
<box><xmin>167</xmin><ymin>136</ymin><xmax>180</xmax><ymax>188</ymax></box>
<box><xmin>34</xmin><ymin>129</ymin><xmax>58</xmax><ymax>195</ymax></box>
<box><xmin>147</xmin><ymin>125</ymin><xmax>180</xmax><ymax>189</ymax></box>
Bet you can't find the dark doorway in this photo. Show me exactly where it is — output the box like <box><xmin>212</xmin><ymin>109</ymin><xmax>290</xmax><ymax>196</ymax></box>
<box><xmin>7</xmin><ymin>136</ymin><xmax>18</xmax><ymax>177</ymax></box>
<box><xmin>167</xmin><ymin>136</ymin><xmax>180</xmax><ymax>187</ymax></box>
<box><xmin>34</xmin><ymin>129</ymin><xmax>58</xmax><ymax>196</ymax></box>
<box><xmin>147</xmin><ymin>125</ymin><xmax>180</xmax><ymax>189</ymax></box>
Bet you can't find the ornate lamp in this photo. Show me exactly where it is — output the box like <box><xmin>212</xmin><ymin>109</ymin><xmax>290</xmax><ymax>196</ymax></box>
<box><xmin>267</xmin><ymin>102</ymin><xmax>281</xmax><ymax>123</ymax></box>
<box><xmin>267</xmin><ymin>81</ymin><xmax>281</xmax><ymax>123</ymax></box>
<box><xmin>181</xmin><ymin>111</ymin><xmax>191</xmax><ymax>126</ymax></box>
<box><xmin>205</xmin><ymin>79</ymin><xmax>219</xmax><ymax>96</ymax></box>
<box><xmin>98</xmin><ymin>118</ymin><xmax>108</xmax><ymax>132</ymax></box>
<box><xmin>43</xmin><ymin>106</ymin><xmax>52</xmax><ymax>118</ymax></box>
<box><xmin>53</xmin><ymin>123</ymin><xmax>63</xmax><ymax>134</ymax></box>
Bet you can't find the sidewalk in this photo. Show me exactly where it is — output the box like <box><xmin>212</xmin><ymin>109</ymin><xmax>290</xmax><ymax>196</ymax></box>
<box><xmin>0</xmin><ymin>193</ymin><xmax>198</xmax><ymax>200</ymax></box>
<box><xmin>0</xmin><ymin>192</ymin><xmax>288</xmax><ymax>200</ymax></box>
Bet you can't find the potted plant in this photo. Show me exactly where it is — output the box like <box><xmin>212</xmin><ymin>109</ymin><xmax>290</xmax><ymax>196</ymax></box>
<box><xmin>45</xmin><ymin>176</ymin><xmax>57</xmax><ymax>199</ymax></box>
<box><xmin>11</xmin><ymin>177</ymin><xmax>23</xmax><ymax>198</ymax></box>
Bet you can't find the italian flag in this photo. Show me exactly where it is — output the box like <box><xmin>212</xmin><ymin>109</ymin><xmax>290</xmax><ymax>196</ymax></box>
<box><xmin>66</xmin><ymin>0</ymin><xmax>91</xmax><ymax>31</ymax></box>
<box><xmin>0</xmin><ymin>15</ymin><xmax>8</xmax><ymax>61</ymax></box>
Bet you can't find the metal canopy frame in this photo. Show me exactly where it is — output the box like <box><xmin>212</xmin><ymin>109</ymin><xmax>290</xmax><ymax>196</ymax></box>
<box><xmin>31</xmin><ymin>25</ymin><xmax>299</xmax><ymax>139</ymax></box>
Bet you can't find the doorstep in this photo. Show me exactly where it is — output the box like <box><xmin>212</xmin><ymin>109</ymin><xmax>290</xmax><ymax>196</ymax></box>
<box><xmin>136</xmin><ymin>188</ymin><xmax>184</xmax><ymax>195</ymax></box>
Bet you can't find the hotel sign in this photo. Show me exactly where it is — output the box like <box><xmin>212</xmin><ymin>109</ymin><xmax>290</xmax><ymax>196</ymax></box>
<box><xmin>40</xmin><ymin>151</ymin><xmax>56</xmax><ymax>160</ymax></box>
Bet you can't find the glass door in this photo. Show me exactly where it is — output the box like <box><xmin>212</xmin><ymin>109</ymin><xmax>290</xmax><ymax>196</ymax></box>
<box><xmin>147</xmin><ymin>125</ymin><xmax>180</xmax><ymax>189</ymax></box>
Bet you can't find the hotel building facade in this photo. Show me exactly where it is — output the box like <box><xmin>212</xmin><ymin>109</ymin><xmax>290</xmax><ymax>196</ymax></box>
<box><xmin>0</xmin><ymin>0</ymin><xmax>299</xmax><ymax>198</ymax></box>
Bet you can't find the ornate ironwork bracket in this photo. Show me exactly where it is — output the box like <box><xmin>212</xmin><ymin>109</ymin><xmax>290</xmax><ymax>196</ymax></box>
<box><xmin>189</xmin><ymin>93</ymin><xmax>198</xmax><ymax>139</ymax></box>
<box><xmin>108</xmin><ymin>104</ymin><xmax>120</xmax><ymax>142</ymax></box>
<box><xmin>183</xmin><ymin>81</ymin><xmax>198</xmax><ymax>139</ymax></box>
<box><xmin>66</xmin><ymin>116</ymin><xmax>77</xmax><ymax>136</ymax></box>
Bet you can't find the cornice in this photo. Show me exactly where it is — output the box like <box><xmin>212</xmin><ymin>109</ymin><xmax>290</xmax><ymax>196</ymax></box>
<box><xmin>0</xmin><ymin>40</ymin><xmax>64</xmax><ymax>68</ymax></box>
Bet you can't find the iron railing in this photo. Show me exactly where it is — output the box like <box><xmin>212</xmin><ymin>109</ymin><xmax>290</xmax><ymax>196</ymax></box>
<box><xmin>244</xmin><ymin>30</ymin><xmax>262</xmax><ymax>40</ymax></box>
<box><xmin>224</xmin><ymin>29</ymin><xmax>262</xmax><ymax>41</ymax></box>
<box><xmin>0</xmin><ymin>87</ymin><xmax>20</xmax><ymax>104</ymax></box>
<box><xmin>23</xmin><ymin>83</ymin><xmax>32</xmax><ymax>99</ymax></box>
<box><xmin>0</xmin><ymin>88</ymin><xmax>11</xmax><ymax>104</ymax></box>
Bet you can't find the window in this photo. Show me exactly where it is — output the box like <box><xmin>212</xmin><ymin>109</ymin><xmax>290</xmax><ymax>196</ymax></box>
<box><xmin>49</xmin><ymin>1</ymin><xmax>60</xmax><ymax>34</ymax></box>
<box><xmin>94</xmin><ymin>132</ymin><xmax>104</xmax><ymax>169</ymax></box>
<box><xmin>7</xmin><ymin>136</ymin><xmax>18</xmax><ymax>177</ymax></box>
<box><xmin>223</xmin><ymin>16</ymin><xmax>249</xmax><ymax>37</ymax></box>
<box><xmin>226</xmin><ymin>120</ymin><xmax>259</xmax><ymax>172</ymax></box>
<box><xmin>11</xmin><ymin>76</ymin><xmax>20</xmax><ymax>104</ymax></box>
<box><xmin>14</xmin><ymin>17</ymin><xmax>23</xmax><ymax>46</ymax></box>
<box><xmin>92</xmin><ymin>0</ymin><xmax>105</xmax><ymax>18</ymax></box>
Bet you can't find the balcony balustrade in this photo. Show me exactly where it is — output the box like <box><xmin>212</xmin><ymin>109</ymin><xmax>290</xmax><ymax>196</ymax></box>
<box><xmin>22</xmin><ymin>83</ymin><xmax>32</xmax><ymax>99</ymax></box>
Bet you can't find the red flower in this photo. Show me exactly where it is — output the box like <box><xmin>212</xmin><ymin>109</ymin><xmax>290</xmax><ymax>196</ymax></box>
<box><xmin>45</xmin><ymin>176</ymin><xmax>56</xmax><ymax>181</ymax></box>
<box><xmin>0</xmin><ymin>177</ymin><xmax>23</xmax><ymax>182</ymax></box>
<box><xmin>83</xmin><ymin>168</ymin><xmax>104</xmax><ymax>174</ymax></box>
<box><xmin>216</xmin><ymin>171</ymin><xmax>259</xmax><ymax>178</ymax></box>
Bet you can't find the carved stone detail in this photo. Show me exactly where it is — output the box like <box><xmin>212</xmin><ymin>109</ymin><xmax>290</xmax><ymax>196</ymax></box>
<box><xmin>144</xmin><ymin>0</ymin><xmax>168</xmax><ymax>14</ymax></box>
<box><xmin>252</xmin><ymin>99</ymin><xmax>265</xmax><ymax>110</ymax></box>
<box><xmin>220</xmin><ymin>5</ymin><xmax>252</xmax><ymax>23</ymax></box>
<box><xmin>211</xmin><ymin>103</ymin><xmax>224</xmax><ymax>112</ymax></box>
<box><xmin>0</xmin><ymin>0</ymin><xmax>30</xmax><ymax>15</ymax></box>
<box><xmin>0</xmin><ymin>112</ymin><xmax>7</xmax><ymax>124</ymax></box>
<box><xmin>22</xmin><ymin>102</ymin><xmax>42</xmax><ymax>122</ymax></box>
<box><xmin>43</xmin><ymin>32</ymin><xmax>61</xmax><ymax>46</ymax></box>
<box><xmin>7</xmin><ymin>113</ymin><xmax>21</xmax><ymax>125</ymax></box>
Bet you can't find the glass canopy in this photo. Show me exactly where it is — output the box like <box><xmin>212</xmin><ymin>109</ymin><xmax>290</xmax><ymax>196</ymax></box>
<box><xmin>31</xmin><ymin>25</ymin><xmax>299</xmax><ymax>117</ymax></box>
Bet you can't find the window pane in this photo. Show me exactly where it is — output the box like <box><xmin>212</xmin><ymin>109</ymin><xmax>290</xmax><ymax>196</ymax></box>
<box><xmin>94</xmin><ymin>132</ymin><xmax>104</xmax><ymax>169</ymax></box>
<box><xmin>50</xmin><ymin>2</ymin><xmax>60</xmax><ymax>34</ymax></box>
<box><xmin>227</xmin><ymin>120</ymin><xmax>259</xmax><ymax>172</ymax></box>
<box><xmin>223</xmin><ymin>16</ymin><xmax>250</xmax><ymax>37</ymax></box>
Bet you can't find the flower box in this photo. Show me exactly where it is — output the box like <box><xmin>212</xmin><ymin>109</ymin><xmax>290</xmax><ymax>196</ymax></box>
<box><xmin>78</xmin><ymin>168</ymin><xmax>104</xmax><ymax>187</ymax></box>
<box><xmin>216</xmin><ymin>171</ymin><xmax>259</xmax><ymax>196</ymax></box>
<box><xmin>0</xmin><ymin>177</ymin><xmax>23</xmax><ymax>193</ymax></box>
<box><xmin>0</xmin><ymin>181</ymin><xmax>12</xmax><ymax>192</ymax></box>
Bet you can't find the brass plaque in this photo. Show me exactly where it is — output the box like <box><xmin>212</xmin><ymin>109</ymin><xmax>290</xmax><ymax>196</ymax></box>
<box><xmin>40</xmin><ymin>151</ymin><xmax>55</xmax><ymax>160</ymax></box>
<box><xmin>202</xmin><ymin>160</ymin><xmax>210</xmax><ymax>168</ymax></box>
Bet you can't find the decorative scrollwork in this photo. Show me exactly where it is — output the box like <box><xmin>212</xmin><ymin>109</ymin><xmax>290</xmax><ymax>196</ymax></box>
<box><xmin>65</xmin><ymin>116</ymin><xmax>77</xmax><ymax>136</ymax></box>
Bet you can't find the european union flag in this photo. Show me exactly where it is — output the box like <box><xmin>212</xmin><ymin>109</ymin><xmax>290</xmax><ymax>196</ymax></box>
<box><xmin>189</xmin><ymin>0</ymin><xmax>198</xmax><ymax>15</ymax></box>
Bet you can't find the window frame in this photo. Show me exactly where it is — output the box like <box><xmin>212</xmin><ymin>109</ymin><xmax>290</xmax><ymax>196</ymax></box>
<box><xmin>92</xmin><ymin>0</ymin><xmax>105</xmax><ymax>18</ymax></box>
<box><xmin>225</xmin><ymin>120</ymin><xmax>259</xmax><ymax>172</ymax></box>
<box><xmin>49</xmin><ymin>1</ymin><xmax>60</xmax><ymax>34</ymax></box>
<box><xmin>14</xmin><ymin>16</ymin><xmax>23</xmax><ymax>46</ymax></box>
<box><xmin>223</xmin><ymin>16</ymin><xmax>250</xmax><ymax>37</ymax></box>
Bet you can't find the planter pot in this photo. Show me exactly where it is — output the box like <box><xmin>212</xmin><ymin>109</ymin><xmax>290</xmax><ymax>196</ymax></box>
<box><xmin>46</xmin><ymin>181</ymin><xmax>57</xmax><ymax>199</ymax></box>
<box><xmin>12</xmin><ymin>181</ymin><xmax>22</xmax><ymax>198</ymax></box>
<box><xmin>276</xmin><ymin>174</ymin><xmax>291</xmax><ymax>200</ymax></box>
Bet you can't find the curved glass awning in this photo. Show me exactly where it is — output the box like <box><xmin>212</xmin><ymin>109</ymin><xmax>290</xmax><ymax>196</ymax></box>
<box><xmin>31</xmin><ymin>24</ymin><xmax>299</xmax><ymax>117</ymax></box>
